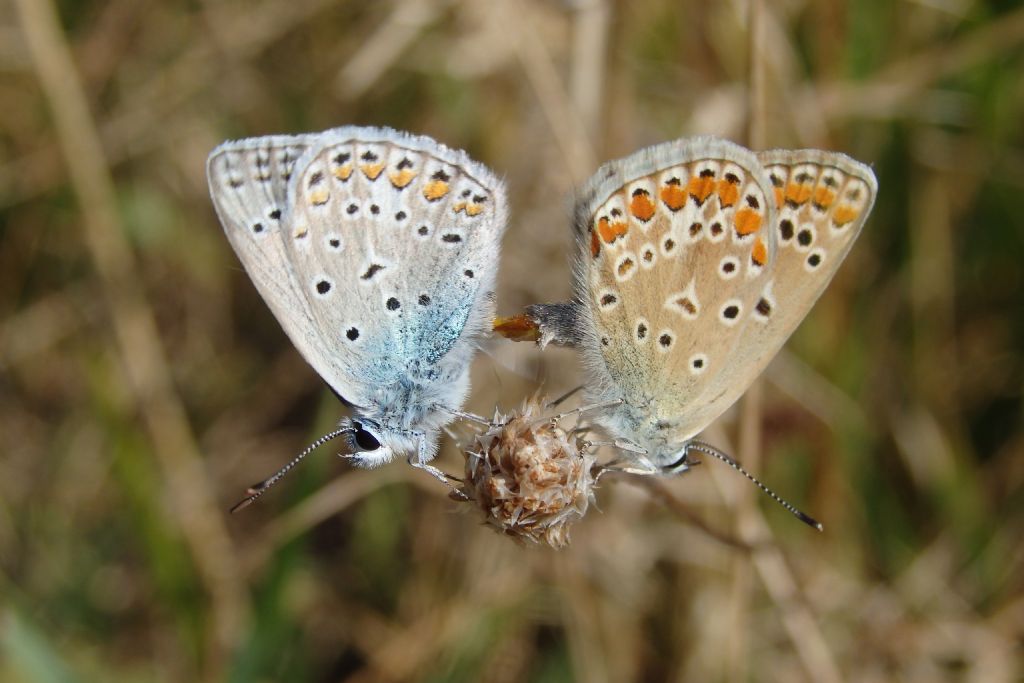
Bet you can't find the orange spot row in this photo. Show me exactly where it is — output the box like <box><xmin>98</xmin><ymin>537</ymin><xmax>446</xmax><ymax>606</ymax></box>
<box><xmin>813</xmin><ymin>186</ymin><xmax>836</xmax><ymax>209</ymax></box>
<box><xmin>453</xmin><ymin>201</ymin><xmax>485</xmax><ymax>217</ymax></box>
<box><xmin>630</xmin><ymin>191</ymin><xmax>656</xmax><ymax>222</ymax></box>
<box><xmin>597</xmin><ymin>217</ymin><xmax>628</xmax><ymax>244</ymax></box>
<box><xmin>734</xmin><ymin>208</ymin><xmax>762</xmax><ymax>236</ymax></box>
<box><xmin>717</xmin><ymin>179</ymin><xmax>739</xmax><ymax>208</ymax></box>
<box><xmin>785</xmin><ymin>181</ymin><xmax>812</xmax><ymax>206</ymax></box>
<box><xmin>389</xmin><ymin>169</ymin><xmax>416</xmax><ymax>189</ymax></box>
<box><xmin>333</xmin><ymin>164</ymin><xmax>354</xmax><ymax>182</ymax></box>
<box><xmin>361</xmin><ymin>163</ymin><xmax>384</xmax><ymax>181</ymax></box>
<box><xmin>751</xmin><ymin>238</ymin><xmax>767</xmax><ymax>266</ymax></box>
<box><xmin>687</xmin><ymin>176</ymin><xmax>715</xmax><ymax>205</ymax></box>
<box><xmin>423</xmin><ymin>180</ymin><xmax>450</xmax><ymax>202</ymax></box>
<box><xmin>660</xmin><ymin>183</ymin><xmax>686</xmax><ymax>211</ymax></box>
<box><xmin>833</xmin><ymin>205</ymin><xmax>859</xmax><ymax>225</ymax></box>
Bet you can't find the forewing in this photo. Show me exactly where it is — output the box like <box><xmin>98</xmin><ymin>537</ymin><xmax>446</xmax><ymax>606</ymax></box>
<box><xmin>208</xmin><ymin>127</ymin><xmax>507</xmax><ymax>409</ymax></box>
<box><xmin>573</xmin><ymin>137</ymin><xmax>777</xmax><ymax>434</ymax></box>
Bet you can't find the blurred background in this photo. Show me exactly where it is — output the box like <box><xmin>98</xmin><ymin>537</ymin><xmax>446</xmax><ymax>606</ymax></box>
<box><xmin>2</xmin><ymin>0</ymin><xmax>1023</xmax><ymax>681</ymax></box>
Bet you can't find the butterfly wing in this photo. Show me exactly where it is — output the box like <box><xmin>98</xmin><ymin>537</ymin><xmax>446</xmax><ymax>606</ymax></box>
<box><xmin>207</xmin><ymin>127</ymin><xmax>507</xmax><ymax>416</ymax></box>
<box><xmin>571</xmin><ymin>137</ymin><xmax>778</xmax><ymax>451</ymax></box>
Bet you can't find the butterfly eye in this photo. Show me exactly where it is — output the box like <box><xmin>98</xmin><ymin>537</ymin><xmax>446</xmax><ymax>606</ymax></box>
<box><xmin>352</xmin><ymin>423</ymin><xmax>382</xmax><ymax>451</ymax></box>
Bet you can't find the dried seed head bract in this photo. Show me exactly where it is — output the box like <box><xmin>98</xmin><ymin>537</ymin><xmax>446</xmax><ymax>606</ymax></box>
<box><xmin>459</xmin><ymin>396</ymin><xmax>597</xmax><ymax>548</ymax></box>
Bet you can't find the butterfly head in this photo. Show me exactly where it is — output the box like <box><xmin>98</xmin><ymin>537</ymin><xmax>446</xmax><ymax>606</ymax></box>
<box><xmin>342</xmin><ymin>416</ymin><xmax>422</xmax><ymax>468</ymax></box>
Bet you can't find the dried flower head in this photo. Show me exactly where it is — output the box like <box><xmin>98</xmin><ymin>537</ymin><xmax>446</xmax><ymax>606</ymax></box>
<box><xmin>461</xmin><ymin>396</ymin><xmax>596</xmax><ymax>548</ymax></box>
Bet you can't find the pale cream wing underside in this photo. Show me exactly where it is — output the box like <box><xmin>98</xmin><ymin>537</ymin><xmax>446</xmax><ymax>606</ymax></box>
<box><xmin>577</xmin><ymin>138</ymin><xmax>777</xmax><ymax>434</ymax></box>
<box><xmin>670</xmin><ymin>149</ymin><xmax>878</xmax><ymax>437</ymax></box>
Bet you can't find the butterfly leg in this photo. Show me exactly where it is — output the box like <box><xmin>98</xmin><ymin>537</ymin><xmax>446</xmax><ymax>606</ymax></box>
<box><xmin>408</xmin><ymin>431</ymin><xmax>470</xmax><ymax>501</ymax></box>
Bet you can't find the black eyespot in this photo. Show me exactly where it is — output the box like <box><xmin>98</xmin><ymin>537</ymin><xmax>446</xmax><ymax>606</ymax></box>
<box><xmin>693</xmin><ymin>358</ymin><xmax>704</xmax><ymax>369</ymax></box>
<box><xmin>659</xmin><ymin>334</ymin><xmax>672</xmax><ymax>347</ymax></box>
<box><xmin>807</xmin><ymin>253</ymin><xmax>822</xmax><ymax>268</ymax></box>
<box><xmin>637</xmin><ymin>323</ymin><xmax>647</xmax><ymax>339</ymax></box>
<box><xmin>600</xmin><ymin>293</ymin><xmax>617</xmax><ymax>306</ymax></box>
<box><xmin>601</xmin><ymin>337</ymin><xmax>610</xmax><ymax>346</ymax></box>
<box><xmin>418</xmin><ymin>294</ymin><xmax>430</xmax><ymax>305</ymax></box>
<box><xmin>442</xmin><ymin>234</ymin><xmax>462</xmax><ymax>243</ymax></box>
<box><xmin>664</xmin><ymin>238</ymin><xmax>676</xmax><ymax>251</ymax></box>
<box><xmin>722</xmin><ymin>261</ymin><xmax>736</xmax><ymax>273</ymax></box>
<box><xmin>308</xmin><ymin>171</ymin><xmax>324</xmax><ymax>187</ymax></box>
<box><xmin>418</xmin><ymin>225</ymin><xmax>429</xmax><ymax>236</ymax></box>
<box><xmin>269</xmin><ymin>209</ymin><xmax>281</xmax><ymax>220</ymax></box>
<box><xmin>329</xmin><ymin>238</ymin><xmax>341</xmax><ymax>248</ymax></box>
<box><xmin>397</xmin><ymin>157</ymin><xmax>413</xmax><ymax>170</ymax></box>
<box><xmin>316</xmin><ymin>280</ymin><xmax>331</xmax><ymax>295</ymax></box>
<box><xmin>333</xmin><ymin>152</ymin><xmax>350</xmax><ymax>165</ymax></box>
<box><xmin>797</xmin><ymin>229</ymin><xmax>813</xmax><ymax>246</ymax></box>
<box><xmin>346</xmin><ymin>203</ymin><xmax>358</xmax><ymax>215</ymax></box>
<box><xmin>699</xmin><ymin>168</ymin><xmax>715</xmax><ymax>178</ymax></box>
<box><xmin>353</xmin><ymin>424</ymin><xmax>380</xmax><ymax>451</ymax></box>
<box><xmin>386</xmin><ymin>297</ymin><xmax>400</xmax><ymax>310</ymax></box>
<box><xmin>779</xmin><ymin>219</ymin><xmax>794</xmax><ymax>240</ymax></box>
<box><xmin>360</xmin><ymin>150</ymin><xmax>378</xmax><ymax>162</ymax></box>
<box><xmin>361</xmin><ymin>264</ymin><xmax>384</xmax><ymax>280</ymax></box>
<box><xmin>746</xmin><ymin>195</ymin><xmax>760</xmax><ymax>209</ymax></box>
<box><xmin>370</xmin><ymin>204</ymin><xmax>380</xmax><ymax>215</ymax></box>
<box><xmin>756</xmin><ymin>298</ymin><xmax>772</xmax><ymax>316</ymax></box>
<box><xmin>723</xmin><ymin>305</ymin><xmax>739</xmax><ymax>319</ymax></box>
<box><xmin>395</xmin><ymin>211</ymin><xmax>407</xmax><ymax>221</ymax></box>
<box><xmin>252</xmin><ymin>223</ymin><xmax>264</xmax><ymax>233</ymax></box>
<box><xmin>346</xmin><ymin>327</ymin><xmax>359</xmax><ymax>341</ymax></box>
<box><xmin>464</xmin><ymin>269</ymin><xmax>474</xmax><ymax>278</ymax></box>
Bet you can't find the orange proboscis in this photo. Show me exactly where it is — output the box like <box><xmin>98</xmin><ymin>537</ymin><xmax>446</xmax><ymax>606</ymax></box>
<box><xmin>630</xmin><ymin>193</ymin><xmax>656</xmax><ymax>221</ymax></box>
<box><xmin>660</xmin><ymin>184</ymin><xmax>687</xmax><ymax>211</ymax></box>
<box><xmin>717</xmin><ymin>179</ymin><xmax>739</xmax><ymax>207</ymax></box>
<box><xmin>687</xmin><ymin>176</ymin><xmax>715</xmax><ymax>204</ymax></box>
<box><xmin>833</xmin><ymin>205</ymin><xmax>859</xmax><ymax>225</ymax></box>
<box><xmin>493</xmin><ymin>314</ymin><xmax>541</xmax><ymax>343</ymax></box>
<box><xmin>389</xmin><ymin>169</ymin><xmax>416</xmax><ymax>188</ymax></box>
<box><xmin>423</xmin><ymin>180</ymin><xmax>450</xmax><ymax>201</ymax></box>
<box><xmin>751</xmin><ymin>237</ymin><xmax>768</xmax><ymax>266</ymax></box>
<box><xmin>785</xmin><ymin>182</ymin><xmax>812</xmax><ymax>205</ymax></box>
<box><xmin>597</xmin><ymin>217</ymin><xmax>628</xmax><ymax>244</ymax></box>
<box><xmin>735</xmin><ymin>208</ymin><xmax>763</xmax><ymax>236</ymax></box>
<box><xmin>361</xmin><ymin>163</ymin><xmax>384</xmax><ymax>180</ymax></box>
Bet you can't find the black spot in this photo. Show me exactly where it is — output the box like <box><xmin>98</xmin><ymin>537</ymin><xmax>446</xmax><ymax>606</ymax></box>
<box><xmin>769</xmin><ymin>173</ymin><xmax>783</xmax><ymax>188</ymax></box>
<box><xmin>333</xmin><ymin>152</ymin><xmax>351</xmax><ymax>165</ymax></box>
<box><xmin>722</xmin><ymin>261</ymin><xmax>736</xmax><ymax>274</ymax></box>
<box><xmin>229</xmin><ymin>178</ymin><xmax>244</xmax><ymax>188</ymax></box>
<box><xmin>848</xmin><ymin>188</ymin><xmax>862</xmax><ymax>201</ymax></box>
<box><xmin>369</xmin><ymin>205</ymin><xmax>379</xmax><ymax>215</ymax></box>
<box><xmin>601</xmin><ymin>337</ymin><xmax>610</xmax><ymax>346</ymax></box>
<box><xmin>699</xmin><ymin>168</ymin><xmax>715</xmax><ymax>178</ymax></box>
<box><xmin>756</xmin><ymin>298</ymin><xmax>772</xmax><ymax>316</ymax></box>
<box><xmin>431</xmin><ymin>169</ymin><xmax>451</xmax><ymax>182</ymax></box>
<box><xmin>418</xmin><ymin>294</ymin><xmax>430</xmax><ymax>306</ymax></box>
<box><xmin>664</xmin><ymin>238</ymin><xmax>676</xmax><ymax>251</ymax></box>
<box><xmin>308</xmin><ymin>171</ymin><xmax>324</xmax><ymax>187</ymax></box>
<box><xmin>725</xmin><ymin>172</ymin><xmax>741</xmax><ymax>185</ymax></box>
<box><xmin>269</xmin><ymin>209</ymin><xmax>281</xmax><ymax>220</ymax></box>
<box><xmin>797</xmin><ymin>229</ymin><xmax>813</xmax><ymax>246</ymax></box>
<box><xmin>360</xmin><ymin>150</ymin><xmax>378</xmax><ymax>162</ymax></box>
<box><xmin>442</xmin><ymin>234</ymin><xmax>462</xmax><ymax>243</ymax></box>
<box><xmin>610</xmin><ymin>208</ymin><xmax>622</xmax><ymax>217</ymax></box>
<box><xmin>329</xmin><ymin>238</ymin><xmax>341</xmax><ymax>248</ymax></box>
<box><xmin>779</xmin><ymin>219</ymin><xmax>794</xmax><ymax>240</ymax></box>
<box><xmin>723</xmin><ymin>305</ymin><xmax>740</xmax><ymax>320</ymax></box>
<box><xmin>659</xmin><ymin>333</ymin><xmax>672</xmax><ymax>347</ymax></box>
<box><xmin>386</xmin><ymin>297</ymin><xmax>400</xmax><ymax>310</ymax></box>
<box><xmin>710</xmin><ymin>222</ymin><xmax>723</xmax><ymax>236</ymax></box>
<box><xmin>677</xmin><ymin>298</ymin><xmax>697</xmax><ymax>315</ymax></box>
<box><xmin>346</xmin><ymin>203</ymin><xmax>358</xmax><ymax>215</ymax></box>
<box><xmin>472</xmin><ymin>195</ymin><xmax>487</xmax><ymax>203</ymax></box>
<box><xmin>666</xmin><ymin>177</ymin><xmax>682</xmax><ymax>186</ymax></box>
<box><xmin>464</xmin><ymin>269</ymin><xmax>474</xmax><ymax>278</ymax></box>
<box><xmin>600</xmin><ymin>293</ymin><xmax>617</xmax><ymax>306</ymax></box>
<box><xmin>643</xmin><ymin>250</ymin><xmax>654</xmax><ymax>262</ymax></box>
<box><xmin>690</xmin><ymin>222</ymin><xmax>702</xmax><ymax>237</ymax></box>
<box><xmin>637</xmin><ymin>322</ymin><xmax>648</xmax><ymax>339</ymax></box>
<box><xmin>397</xmin><ymin>157</ymin><xmax>413</xmax><ymax>170</ymax></box>
<box><xmin>361</xmin><ymin>264</ymin><xmax>384</xmax><ymax>280</ymax></box>
<box><xmin>252</xmin><ymin>223</ymin><xmax>264</xmax><ymax>233</ymax></box>
<box><xmin>632</xmin><ymin>187</ymin><xmax>650</xmax><ymax>197</ymax></box>
<box><xmin>693</xmin><ymin>358</ymin><xmax>704</xmax><ymax>369</ymax></box>
<box><xmin>346</xmin><ymin>327</ymin><xmax>359</xmax><ymax>341</ymax></box>
<box><xmin>316</xmin><ymin>280</ymin><xmax>331</xmax><ymax>295</ymax></box>
<box><xmin>461</xmin><ymin>189</ymin><xmax>472</xmax><ymax>197</ymax></box>
<box><xmin>823</xmin><ymin>176</ymin><xmax>838</xmax><ymax>188</ymax></box>
<box><xmin>418</xmin><ymin>225</ymin><xmax>429</xmax><ymax>236</ymax></box>
<box><xmin>807</xmin><ymin>253</ymin><xmax>822</xmax><ymax>268</ymax></box>
<box><xmin>395</xmin><ymin>211</ymin><xmax>407</xmax><ymax>221</ymax></box>
<box><xmin>746</xmin><ymin>195</ymin><xmax>760</xmax><ymax>209</ymax></box>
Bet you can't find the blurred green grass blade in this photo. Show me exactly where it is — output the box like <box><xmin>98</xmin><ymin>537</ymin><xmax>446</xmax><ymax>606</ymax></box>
<box><xmin>2</xmin><ymin>609</ymin><xmax>80</xmax><ymax>683</ymax></box>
